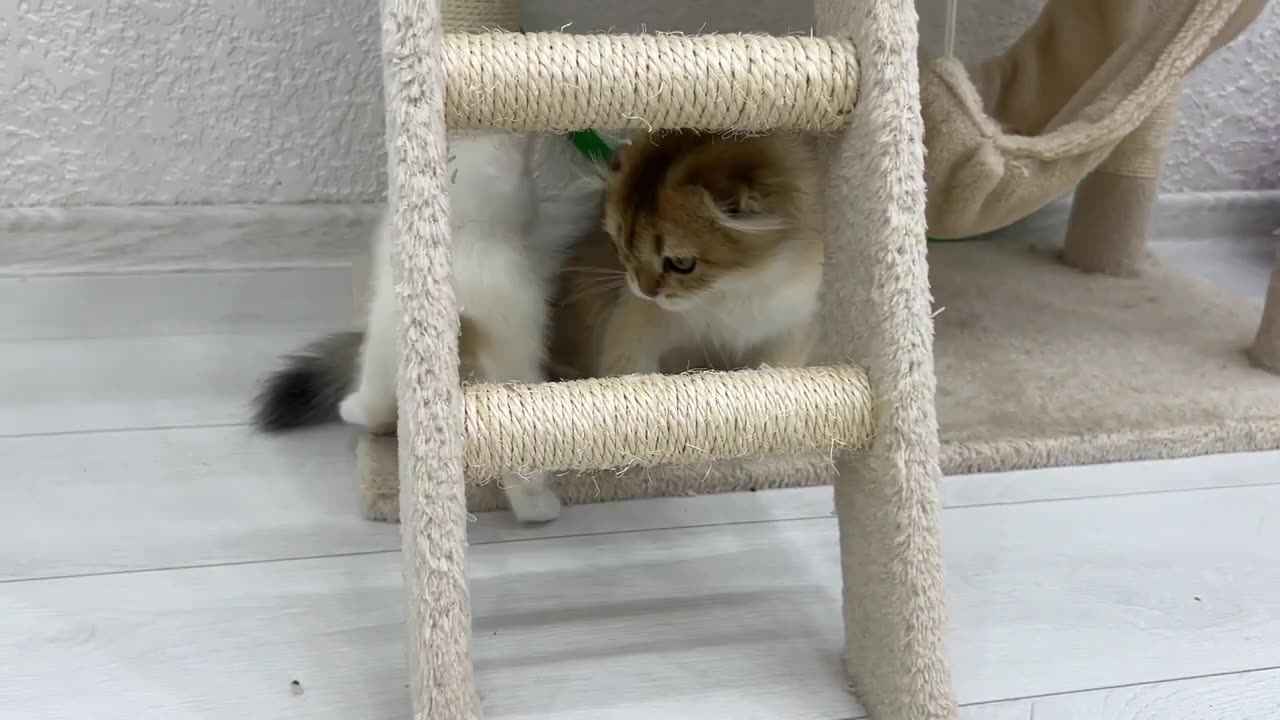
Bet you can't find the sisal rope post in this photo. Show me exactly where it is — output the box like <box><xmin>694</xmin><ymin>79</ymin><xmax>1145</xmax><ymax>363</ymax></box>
<box><xmin>462</xmin><ymin>366</ymin><xmax>874</xmax><ymax>477</ymax></box>
<box><xmin>1250</xmin><ymin>245</ymin><xmax>1280</xmax><ymax>374</ymax></box>
<box><xmin>815</xmin><ymin>1</ymin><xmax>957</xmax><ymax>718</ymax></box>
<box><xmin>1062</xmin><ymin>93</ymin><xmax>1181</xmax><ymax>276</ymax></box>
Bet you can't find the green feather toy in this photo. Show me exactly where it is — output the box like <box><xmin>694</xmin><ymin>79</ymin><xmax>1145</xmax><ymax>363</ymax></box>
<box><xmin>568</xmin><ymin>130</ymin><xmax>613</xmax><ymax>165</ymax></box>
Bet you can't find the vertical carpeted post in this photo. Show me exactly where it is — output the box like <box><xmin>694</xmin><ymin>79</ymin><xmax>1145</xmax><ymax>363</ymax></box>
<box><xmin>1250</xmin><ymin>247</ymin><xmax>1280</xmax><ymax>374</ymax></box>
<box><xmin>1062</xmin><ymin>94</ymin><xmax>1180</xmax><ymax>276</ymax></box>
<box><xmin>382</xmin><ymin>2</ymin><xmax>522</xmax><ymax>717</ymax></box>
<box><xmin>381</xmin><ymin>0</ymin><xmax>504</xmax><ymax>716</ymax></box>
<box><xmin>815</xmin><ymin>2</ymin><xmax>957</xmax><ymax>719</ymax></box>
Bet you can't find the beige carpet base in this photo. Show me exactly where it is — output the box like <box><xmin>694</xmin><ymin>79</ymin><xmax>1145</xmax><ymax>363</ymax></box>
<box><xmin>360</xmin><ymin>239</ymin><xmax>1280</xmax><ymax>520</ymax></box>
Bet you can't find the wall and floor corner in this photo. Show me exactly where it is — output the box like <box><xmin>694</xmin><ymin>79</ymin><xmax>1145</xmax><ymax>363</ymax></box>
<box><xmin>2</xmin><ymin>0</ymin><xmax>1279</xmax><ymax>209</ymax></box>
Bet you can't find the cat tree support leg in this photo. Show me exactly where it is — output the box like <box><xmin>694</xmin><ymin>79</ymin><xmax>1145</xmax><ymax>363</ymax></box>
<box><xmin>1063</xmin><ymin>94</ymin><xmax>1180</xmax><ymax>276</ymax></box>
<box><xmin>1250</xmin><ymin>248</ymin><xmax>1280</xmax><ymax>374</ymax></box>
<box><xmin>383</xmin><ymin>0</ymin><xmax>482</xmax><ymax>717</ymax></box>
<box><xmin>816</xmin><ymin>2</ymin><xmax>956</xmax><ymax>718</ymax></box>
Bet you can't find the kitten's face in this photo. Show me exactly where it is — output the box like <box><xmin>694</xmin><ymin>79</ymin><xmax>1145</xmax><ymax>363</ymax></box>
<box><xmin>602</xmin><ymin>131</ymin><xmax>803</xmax><ymax>312</ymax></box>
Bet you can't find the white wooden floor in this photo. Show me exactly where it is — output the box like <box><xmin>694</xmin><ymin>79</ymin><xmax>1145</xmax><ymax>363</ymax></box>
<box><xmin>1</xmin><ymin>225</ymin><xmax>1278</xmax><ymax>719</ymax></box>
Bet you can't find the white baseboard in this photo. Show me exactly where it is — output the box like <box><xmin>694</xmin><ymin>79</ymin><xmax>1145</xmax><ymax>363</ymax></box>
<box><xmin>994</xmin><ymin>189</ymin><xmax>1280</xmax><ymax>244</ymax></box>
<box><xmin>0</xmin><ymin>203</ymin><xmax>383</xmax><ymax>276</ymax></box>
<box><xmin>2</xmin><ymin>192</ymin><xmax>1276</xmax><ymax>276</ymax></box>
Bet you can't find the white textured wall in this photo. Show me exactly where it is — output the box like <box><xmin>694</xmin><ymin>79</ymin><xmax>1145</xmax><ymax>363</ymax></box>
<box><xmin>2</xmin><ymin>1</ymin><xmax>1277</xmax><ymax>207</ymax></box>
<box><xmin>2</xmin><ymin>0</ymin><xmax>386</xmax><ymax>206</ymax></box>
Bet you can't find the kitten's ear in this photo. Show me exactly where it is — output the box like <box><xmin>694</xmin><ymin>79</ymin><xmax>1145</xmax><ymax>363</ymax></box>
<box><xmin>701</xmin><ymin>187</ymin><xmax>790</xmax><ymax>234</ymax></box>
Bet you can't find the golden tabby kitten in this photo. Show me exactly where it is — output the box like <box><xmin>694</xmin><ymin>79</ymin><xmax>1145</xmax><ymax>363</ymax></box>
<box><xmin>549</xmin><ymin>130</ymin><xmax>823</xmax><ymax>380</ymax></box>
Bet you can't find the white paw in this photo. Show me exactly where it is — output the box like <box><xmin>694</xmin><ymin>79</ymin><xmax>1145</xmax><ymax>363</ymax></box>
<box><xmin>339</xmin><ymin>392</ymin><xmax>396</xmax><ymax>435</ymax></box>
<box><xmin>337</xmin><ymin>394</ymin><xmax>368</xmax><ymax>426</ymax></box>
<box><xmin>504</xmin><ymin>480</ymin><xmax>562</xmax><ymax>523</ymax></box>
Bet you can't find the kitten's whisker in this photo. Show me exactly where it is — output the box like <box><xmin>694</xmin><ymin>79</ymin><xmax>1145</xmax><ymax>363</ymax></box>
<box><xmin>685</xmin><ymin>320</ymin><xmax>731</xmax><ymax>371</ymax></box>
<box><xmin>560</xmin><ymin>288</ymin><xmax>610</xmax><ymax>306</ymax></box>
<box><xmin>561</xmin><ymin>266</ymin><xmax>626</xmax><ymax>276</ymax></box>
<box><xmin>570</xmin><ymin>277</ymin><xmax>626</xmax><ymax>293</ymax></box>
<box><xmin>696</xmin><ymin>334</ymin><xmax>716</xmax><ymax>371</ymax></box>
<box><xmin>567</xmin><ymin>273</ymin><xmax>624</xmax><ymax>287</ymax></box>
<box><xmin>560</xmin><ymin>280</ymin><xmax>625</xmax><ymax>306</ymax></box>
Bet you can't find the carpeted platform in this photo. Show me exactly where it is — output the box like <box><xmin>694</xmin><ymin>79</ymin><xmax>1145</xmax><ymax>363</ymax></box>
<box><xmin>360</xmin><ymin>238</ymin><xmax>1280</xmax><ymax>518</ymax></box>
<box><xmin>933</xmin><ymin>239</ymin><xmax>1280</xmax><ymax>473</ymax></box>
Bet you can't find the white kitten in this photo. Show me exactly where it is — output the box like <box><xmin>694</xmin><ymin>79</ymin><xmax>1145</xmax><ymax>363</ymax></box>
<box><xmin>254</xmin><ymin>131</ymin><xmax>603</xmax><ymax>523</ymax></box>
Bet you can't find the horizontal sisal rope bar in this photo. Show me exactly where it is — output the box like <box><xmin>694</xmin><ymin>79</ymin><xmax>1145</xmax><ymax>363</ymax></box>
<box><xmin>463</xmin><ymin>365</ymin><xmax>874</xmax><ymax>478</ymax></box>
<box><xmin>439</xmin><ymin>32</ymin><xmax>859</xmax><ymax>132</ymax></box>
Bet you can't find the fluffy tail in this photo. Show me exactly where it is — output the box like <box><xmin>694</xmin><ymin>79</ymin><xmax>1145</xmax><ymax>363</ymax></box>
<box><xmin>252</xmin><ymin>332</ymin><xmax>363</xmax><ymax>431</ymax></box>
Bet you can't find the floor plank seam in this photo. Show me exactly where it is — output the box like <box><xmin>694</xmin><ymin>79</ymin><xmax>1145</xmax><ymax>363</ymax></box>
<box><xmin>0</xmin><ymin>548</ymin><xmax>399</xmax><ymax>585</ymax></box>
<box><xmin>967</xmin><ymin>662</ymin><xmax>1280</xmax><ymax>710</ymax></box>
<box><xmin>0</xmin><ymin>264</ymin><xmax>356</xmax><ymax>280</ymax></box>
<box><xmin>0</xmin><ymin>421</ymin><xmax>253</xmax><ymax>440</ymax></box>
<box><xmin>468</xmin><ymin>470</ymin><xmax>1280</xmax><ymax>543</ymax></box>
<box><xmin>0</xmin><ymin>261</ymin><xmax>356</xmax><ymax>279</ymax></box>
<box><xmin>943</xmin><ymin>477</ymin><xmax>1280</xmax><ymax>510</ymax></box>
<box><xmin>0</xmin><ymin>328</ymin><xmax>351</xmax><ymax>345</ymax></box>
<box><xmin>0</xmin><ymin>327</ymin><xmax>350</xmax><ymax>343</ymax></box>
<box><xmin>470</xmin><ymin>513</ymin><xmax>837</xmax><ymax>546</ymax></box>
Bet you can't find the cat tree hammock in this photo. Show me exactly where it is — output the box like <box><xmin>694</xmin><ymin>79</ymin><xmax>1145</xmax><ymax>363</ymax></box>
<box><xmin>373</xmin><ymin>0</ymin><xmax>1273</xmax><ymax>718</ymax></box>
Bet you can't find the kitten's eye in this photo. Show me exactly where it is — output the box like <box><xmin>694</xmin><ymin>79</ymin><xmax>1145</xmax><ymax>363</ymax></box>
<box><xmin>663</xmin><ymin>256</ymin><xmax>697</xmax><ymax>274</ymax></box>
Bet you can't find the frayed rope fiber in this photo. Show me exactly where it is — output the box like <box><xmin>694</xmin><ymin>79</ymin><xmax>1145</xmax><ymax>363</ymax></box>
<box><xmin>462</xmin><ymin>365</ymin><xmax>875</xmax><ymax>478</ymax></box>
<box><xmin>434</xmin><ymin>31</ymin><xmax>859</xmax><ymax>132</ymax></box>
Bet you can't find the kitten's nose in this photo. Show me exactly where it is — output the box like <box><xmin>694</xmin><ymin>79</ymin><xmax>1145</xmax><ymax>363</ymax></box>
<box><xmin>627</xmin><ymin>274</ymin><xmax>658</xmax><ymax>300</ymax></box>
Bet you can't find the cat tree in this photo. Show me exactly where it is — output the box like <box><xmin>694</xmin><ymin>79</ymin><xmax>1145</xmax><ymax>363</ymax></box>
<box><xmin>366</xmin><ymin>0</ymin><xmax>1276</xmax><ymax>516</ymax></box>
<box><xmin>374</xmin><ymin>0</ymin><xmax>1275</xmax><ymax>718</ymax></box>
<box><xmin>380</xmin><ymin>0</ymin><xmax>951</xmax><ymax>718</ymax></box>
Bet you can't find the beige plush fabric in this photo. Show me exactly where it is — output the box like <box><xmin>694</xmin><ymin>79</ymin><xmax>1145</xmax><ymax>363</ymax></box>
<box><xmin>935</xmin><ymin>241</ymin><xmax>1280</xmax><ymax>471</ymax></box>
<box><xmin>922</xmin><ymin>0</ymin><xmax>1266</xmax><ymax>240</ymax></box>
<box><xmin>382</xmin><ymin>0</ymin><xmax>480</xmax><ymax>717</ymax></box>
<box><xmin>922</xmin><ymin>0</ymin><xmax>1277</xmax><ymax>372</ymax></box>
<box><xmin>813</xmin><ymin>3</ymin><xmax>956</xmax><ymax>717</ymax></box>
